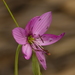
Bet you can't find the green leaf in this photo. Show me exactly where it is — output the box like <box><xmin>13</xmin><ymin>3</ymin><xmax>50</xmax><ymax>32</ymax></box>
<box><xmin>32</xmin><ymin>52</ymin><xmax>42</xmax><ymax>75</ymax></box>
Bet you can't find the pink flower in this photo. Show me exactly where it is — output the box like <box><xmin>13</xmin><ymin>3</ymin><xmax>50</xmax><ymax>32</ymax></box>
<box><xmin>12</xmin><ymin>12</ymin><xmax>65</xmax><ymax>70</ymax></box>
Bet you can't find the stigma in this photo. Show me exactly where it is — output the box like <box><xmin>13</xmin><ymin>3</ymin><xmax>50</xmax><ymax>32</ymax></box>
<box><xmin>28</xmin><ymin>35</ymin><xmax>34</xmax><ymax>44</ymax></box>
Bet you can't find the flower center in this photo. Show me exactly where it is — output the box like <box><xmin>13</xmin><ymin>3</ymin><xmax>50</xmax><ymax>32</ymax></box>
<box><xmin>28</xmin><ymin>35</ymin><xmax>51</xmax><ymax>56</ymax></box>
<box><xmin>28</xmin><ymin>35</ymin><xmax>34</xmax><ymax>44</ymax></box>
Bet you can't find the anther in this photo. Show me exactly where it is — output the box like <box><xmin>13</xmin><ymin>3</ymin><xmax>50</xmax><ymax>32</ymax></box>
<box><xmin>43</xmin><ymin>49</ymin><xmax>51</xmax><ymax>55</ymax></box>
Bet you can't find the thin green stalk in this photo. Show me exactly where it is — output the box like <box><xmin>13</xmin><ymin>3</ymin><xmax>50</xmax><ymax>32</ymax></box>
<box><xmin>15</xmin><ymin>45</ymin><xmax>22</xmax><ymax>75</ymax></box>
<box><xmin>2</xmin><ymin>0</ymin><xmax>19</xmax><ymax>27</ymax></box>
<box><xmin>2</xmin><ymin>1</ymin><xmax>22</xmax><ymax>75</ymax></box>
<box><xmin>32</xmin><ymin>52</ymin><xmax>42</xmax><ymax>75</ymax></box>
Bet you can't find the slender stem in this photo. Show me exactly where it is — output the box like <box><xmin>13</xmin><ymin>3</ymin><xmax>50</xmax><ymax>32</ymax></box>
<box><xmin>15</xmin><ymin>45</ymin><xmax>22</xmax><ymax>75</ymax></box>
<box><xmin>2</xmin><ymin>1</ymin><xmax>22</xmax><ymax>75</ymax></box>
<box><xmin>32</xmin><ymin>52</ymin><xmax>42</xmax><ymax>75</ymax></box>
<box><xmin>2</xmin><ymin>0</ymin><xmax>19</xmax><ymax>27</ymax></box>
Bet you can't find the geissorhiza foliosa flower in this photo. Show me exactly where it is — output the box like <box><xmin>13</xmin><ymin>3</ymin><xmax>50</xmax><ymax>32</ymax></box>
<box><xmin>12</xmin><ymin>12</ymin><xmax>65</xmax><ymax>70</ymax></box>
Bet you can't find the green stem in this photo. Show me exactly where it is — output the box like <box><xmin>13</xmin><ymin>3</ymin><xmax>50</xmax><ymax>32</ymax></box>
<box><xmin>15</xmin><ymin>45</ymin><xmax>22</xmax><ymax>75</ymax></box>
<box><xmin>2</xmin><ymin>1</ymin><xmax>22</xmax><ymax>75</ymax></box>
<box><xmin>2</xmin><ymin>0</ymin><xmax>19</xmax><ymax>27</ymax></box>
<box><xmin>32</xmin><ymin>52</ymin><xmax>42</xmax><ymax>75</ymax></box>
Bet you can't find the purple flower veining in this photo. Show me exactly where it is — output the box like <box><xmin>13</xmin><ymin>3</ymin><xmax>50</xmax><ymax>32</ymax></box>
<box><xmin>12</xmin><ymin>12</ymin><xmax>65</xmax><ymax>70</ymax></box>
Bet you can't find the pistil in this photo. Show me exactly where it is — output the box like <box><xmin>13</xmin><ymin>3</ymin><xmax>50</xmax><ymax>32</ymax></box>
<box><xmin>28</xmin><ymin>35</ymin><xmax>34</xmax><ymax>44</ymax></box>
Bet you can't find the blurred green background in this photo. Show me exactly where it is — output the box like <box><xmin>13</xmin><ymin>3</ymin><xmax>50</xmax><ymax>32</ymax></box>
<box><xmin>0</xmin><ymin>0</ymin><xmax>75</xmax><ymax>75</ymax></box>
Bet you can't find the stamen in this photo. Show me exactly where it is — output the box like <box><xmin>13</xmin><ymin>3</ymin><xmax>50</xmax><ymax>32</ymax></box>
<box><xmin>35</xmin><ymin>50</ymin><xmax>42</xmax><ymax>52</ymax></box>
<box><xmin>39</xmin><ymin>35</ymin><xmax>44</xmax><ymax>43</ymax></box>
<box><xmin>37</xmin><ymin>44</ymin><xmax>51</xmax><ymax>55</ymax></box>
<box><xmin>46</xmin><ymin>52</ymin><xmax>51</xmax><ymax>55</ymax></box>
<box><xmin>38</xmin><ymin>45</ymin><xmax>44</xmax><ymax>49</ymax></box>
<box><xmin>33</xmin><ymin>40</ymin><xmax>51</xmax><ymax>55</ymax></box>
<box><xmin>43</xmin><ymin>49</ymin><xmax>51</xmax><ymax>55</ymax></box>
<box><xmin>32</xmin><ymin>41</ymin><xmax>39</xmax><ymax>49</ymax></box>
<box><xmin>32</xmin><ymin>40</ymin><xmax>44</xmax><ymax>50</ymax></box>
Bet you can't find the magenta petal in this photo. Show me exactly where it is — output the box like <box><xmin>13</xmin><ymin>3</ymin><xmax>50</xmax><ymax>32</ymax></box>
<box><xmin>12</xmin><ymin>27</ymin><xmax>27</xmax><ymax>44</ymax></box>
<box><xmin>35</xmin><ymin>33</ymin><xmax>65</xmax><ymax>46</ymax></box>
<box><xmin>25</xmin><ymin>16</ymin><xmax>39</xmax><ymax>35</ymax></box>
<box><xmin>32</xmin><ymin>12</ymin><xmax>52</xmax><ymax>37</ymax></box>
<box><xmin>22</xmin><ymin>44</ymin><xmax>32</xmax><ymax>60</ymax></box>
<box><xmin>36</xmin><ymin>51</ymin><xmax>47</xmax><ymax>70</ymax></box>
